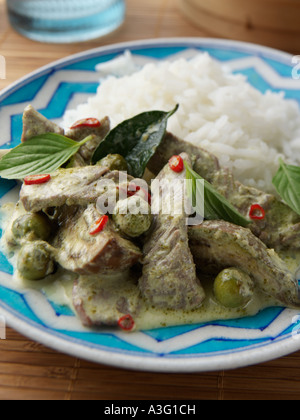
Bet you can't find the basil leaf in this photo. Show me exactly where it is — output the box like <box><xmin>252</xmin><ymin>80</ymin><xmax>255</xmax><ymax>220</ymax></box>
<box><xmin>0</xmin><ymin>133</ymin><xmax>93</xmax><ymax>180</ymax></box>
<box><xmin>91</xmin><ymin>105</ymin><xmax>179</xmax><ymax>178</ymax></box>
<box><xmin>185</xmin><ymin>162</ymin><xmax>251</xmax><ymax>228</ymax></box>
<box><xmin>272</xmin><ymin>158</ymin><xmax>300</xmax><ymax>216</ymax></box>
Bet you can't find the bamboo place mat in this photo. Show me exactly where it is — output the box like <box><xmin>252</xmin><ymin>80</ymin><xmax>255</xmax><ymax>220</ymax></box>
<box><xmin>1</xmin><ymin>0</ymin><xmax>300</xmax><ymax>401</ymax></box>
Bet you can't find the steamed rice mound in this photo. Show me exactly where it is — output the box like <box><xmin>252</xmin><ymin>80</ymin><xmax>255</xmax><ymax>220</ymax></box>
<box><xmin>62</xmin><ymin>52</ymin><xmax>300</xmax><ymax>193</ymax></box>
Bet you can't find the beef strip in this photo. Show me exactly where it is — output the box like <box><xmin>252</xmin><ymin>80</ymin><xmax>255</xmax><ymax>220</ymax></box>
<box><xmin>139</xmin><ymin>153</ymin><xmax>206</xmax><ymax>311</ymax></box>
<box><xmin>73</xmin><ymin>273</ymin><xmax>140</xmax><ymax>327</ymax></box>
<box><xmin>65</xmin><ymin>116</ymin><xmax>111</xmax><ymax>165</ymax></box>
<box><xmin>148</xmin><ymin>132</ymin><xmax>300</xmax><ymax>251</ymax></box>
<box><xmin>20</xmin><ymin>165</ymin><xmax>110</xmax><ymax>213</ymax></box>
<box><xmin>51</xmin><ymin>204</ymin><xmax>142</xmax><ymax>275</ymax></box>
<box><xmin>21</xmin><ymin>105</ymin><xmax>64</xmax><ymax>142</ymax></box>
<box><xmin>189</xmin><ymin>220</ymin><xmax>300</xmax><ymax>309</ymax></box>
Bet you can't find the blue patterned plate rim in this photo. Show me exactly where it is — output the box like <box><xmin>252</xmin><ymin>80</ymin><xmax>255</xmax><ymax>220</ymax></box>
<box><xmin>0</xmin><ymin>37</ymin><xmax>300</xmax><ymax>373</ymax></box>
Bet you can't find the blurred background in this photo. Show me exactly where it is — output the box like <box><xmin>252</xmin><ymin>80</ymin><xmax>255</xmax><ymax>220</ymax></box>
<box><xmin>178</xmin><ymin>0</ymin><xmax>300</xmax><ymax>53</ymax></box>
<box><xmin>1</xmin><ymin>0</ymin><xmax>299</xmax><ymax>91</ymax></box>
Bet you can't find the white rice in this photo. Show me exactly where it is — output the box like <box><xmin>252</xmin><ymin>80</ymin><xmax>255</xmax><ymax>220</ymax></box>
<box><xmin>62</xmin><ymin>52</ymin><xmax>300</xmax><ymax>193</ymax></box>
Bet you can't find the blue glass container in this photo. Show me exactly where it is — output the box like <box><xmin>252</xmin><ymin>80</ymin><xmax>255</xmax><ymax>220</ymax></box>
<box><xmin>7</xmin><ymin>0</ymin><xmax>126</xmax><ymax>43</ymax></box>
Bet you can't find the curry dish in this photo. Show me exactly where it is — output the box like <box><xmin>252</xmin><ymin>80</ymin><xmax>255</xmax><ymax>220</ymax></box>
<box><xmin>1</xmin><ymin>105</ymin><xmax>300</xmax><ymax>332</ymax></box>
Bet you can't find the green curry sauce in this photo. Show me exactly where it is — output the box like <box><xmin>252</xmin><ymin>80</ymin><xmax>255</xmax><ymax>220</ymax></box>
<box><xmin>1</xmin><ymin>201</ymin><xmax>298</xmax><ymax>332</ymax></box>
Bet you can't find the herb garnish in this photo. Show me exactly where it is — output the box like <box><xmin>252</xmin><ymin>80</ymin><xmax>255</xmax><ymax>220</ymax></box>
<box><xmin>272</xmin><ymin>158</ymin><xmax>300</xmax><ymax>216</ymax></box>
<box><xmin>185</xmin><ymin>162</ymin><xmax>251</xmax><ymax>228</ymax></box>
<box><xmin>92</xmin><ymin>105</ymin><xmax>179</xmax><ymax>178</ymax></box>
<box><xmin>0</xmin><ymin>133</ymin><xmax>93</xmax><ymax>180</ymax></box>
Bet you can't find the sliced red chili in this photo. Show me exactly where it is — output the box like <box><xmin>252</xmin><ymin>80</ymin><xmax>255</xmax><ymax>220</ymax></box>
<box><xmin>70</xmin><ymin>118</ymin><xmax>101</xmax><ymax>129</ymax></box>
<box><xmin>169</xmin><ymin>155</ymin><xmax>184</xmax><ymax>173</ymax></box>
<box><xmin>249</xmin><ymin>204</ymin><xmax>265</xmax><ymax>220</ymax></box>
<box><xmin>89</xmin><ymin>215</ymin><xmax>109</xmax><ymax>235</ymax></box>
<box><xmin>24</xmin><ymin>174</ymin><xmax>51</xmax><ymax>186</ymax></box>
<box><xmin>118</xmin><ymin>314</ymin><xmax>135</xmax><ymax>331</ymax></box>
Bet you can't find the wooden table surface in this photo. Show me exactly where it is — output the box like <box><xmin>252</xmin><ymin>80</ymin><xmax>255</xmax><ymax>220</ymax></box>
<box><xmin>1</xmin><ymin>0</ymin><xmax>300</xmax><ymax>401</ymax></box>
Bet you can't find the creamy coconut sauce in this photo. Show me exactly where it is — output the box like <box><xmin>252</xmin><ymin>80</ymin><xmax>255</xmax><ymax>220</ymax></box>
<box><xmin>1</xmin><ymin>201</ymin><xmax>298</xmax><ymax>332</ymax></box>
